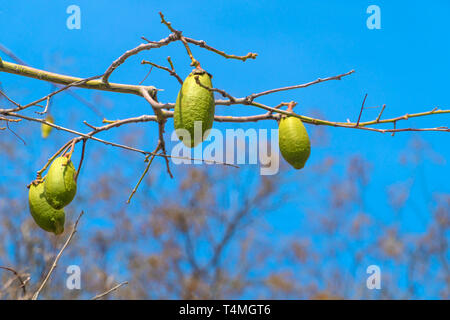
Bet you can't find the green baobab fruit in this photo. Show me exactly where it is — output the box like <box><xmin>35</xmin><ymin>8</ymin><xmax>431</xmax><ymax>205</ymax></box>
<box><xmin>174</xmin><ymin>68</ymin><xmax>215</xmax><ymax>148</ymax></box>
<box><xmin>44</xmin><ymin>156</ymin><xmax>77</xmax><ymax>209</ymax></box>
<box><xmin>279</xmin><ymin>115</ymin><xmax>311</xmax><ymax>169</ymax></box>
<box><xmin>41</xmin><ymin>114</ymin><xmax>54</xmax><ymax>139</ymax></box>
<box><xmin>29</xmin><ymin>182</ymin><xmax>65</xmax><ymax>235</ymax></box>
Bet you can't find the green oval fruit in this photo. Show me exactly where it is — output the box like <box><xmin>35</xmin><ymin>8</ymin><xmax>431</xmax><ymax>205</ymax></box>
<box><xmin>41</xmin><ymin>114</ymin><xmax>54</xmax><ymax>139</ymax></box>
<box><xmin>29</xmin><ymin>182</ymin><xmax>65</xmax><ymax>235</ymax></box>
<box><xmin>44</xmin><ymin>156</ymin><xmax>77</xmax><ymax>209</ymax></box>
<box><xmin>174</xmin><ymin>68</ymin><xmax>215</xmax><ymax>148</ymax></box>
<box><xmin>279</xmin><ymin>116</ymin><xmax>311</xmax><ymax>169</ymax></box>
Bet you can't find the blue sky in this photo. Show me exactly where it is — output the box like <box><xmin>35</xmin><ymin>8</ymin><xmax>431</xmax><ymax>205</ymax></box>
<box><xmin>1</xmin><ymin>1</ymin><xmax>449</xmax><ymax>298</ymax></box>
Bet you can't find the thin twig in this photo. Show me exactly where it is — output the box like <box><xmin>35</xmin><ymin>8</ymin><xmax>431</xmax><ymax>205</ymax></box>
<box><xmin>247</xmin><ymin>70</ymin><xmax>355</xmax><ymax>100</ymax></box>
<box><xmin>141</xmin><ymin>59</ymin><xmax>183</xmax><ymax>84</ymax></box>
<box><xmin>355</xmin><ymin>93</ymin><xmax>368</xmax><ymax>127</ymax></box>
<box><xmin>0</xmin><ymin>116</ymin><xmax>21</xmax><ymax>123</ymax></box>
<box><xmin>185</xmin><ymin>36</ymin><xmax>257</xmax><ymax>62</ymax></box>
<box><xmin>194</xmin><ymin>76</ymin><xmax>235</xmax><ymax>102</ymax></box>
<box><xmin>32</xmin><ymin>211</ymin><xmax>84</xmax><ymax>300</ymax></box>
<box><xmin>102</xmin><ymin>32</ymin><xmax>179</xmax><ymax>83</ymax></box>
<box><xmin>82</xmin><ymin>121</ymin><xmax>98</xmax><ymax>130</ymax></box>
<box><xmin>91</xmin><ymin>281</ymin><xmax>129</xmax><ymax>300</ymax></box>
<box><xmin>141</xmin><ymin>36</ymin><xmax>159</xmax><ymax>44</ymax></box>
<box><xmin>159</xmin><ymin>12</ymin><xmax>199</xmax><ymax>67</ymax></box>
<box><xmin>63</xmin><ymin>138</ymin><xmax>76</xmax><ymax>159</ymax></box>
<box><xmin>138</xmin><ymin>66</ymin><xmax>153</xmax><ymax>85</ymax></box>
<box><xmin>6</xmin><ymin>120</ymin><xmax>26</xmax><ymax>145</ymax></box>
<box><xmin>0</xmin><ymin>266</ymin><xmax>27</xmax><ymax>296</ymax></box>
<box><xmin>36</xmin><ymin>139</ymin><xmax>74</xmax><ymax>178</ymax></box>
<box><xmin>376</xmin><ymin>104</ymin><xmax>386</xmax><ymax>122</ymax></box>
<box><xmin>75</xmin><ymin>138</ymin><xmax>87</xmax><ymax>182</ymax></box>
<box><xmin>35</xmin><ymin>97</ymin><xmax>51</xmax><ymax>115</ymax></box>
<box><xmin>268</xmin><ymin>102</ymin><xmax>291</xmax><ymax>115</ymax></box>
<box><xmin>139</xmin><ymin>87</ymin><xmax>173</xmax><ymax>178</ymax></box>
<box><xmin>392</xmin><ymin>121</ymin><xmax>397</xmax><ymax>137</ymax></box>
<box><xmin>167</xmin><ymin>56</ymin><xmax>176</xmax><ymax>71</ymax></box>
<box><xmin>0</xmin><ymin>89</ymin><xmax>22</xmax><ymax>108</ymax></box>
<box><xmin>127</xmin><ymin>144</ymin><xmax>160</xmax><ymax>204</ymax></box>
<box><xmin>160</xmin><ymin>136</ymin><xmax>173</xmax><ymax>178</ymax></box>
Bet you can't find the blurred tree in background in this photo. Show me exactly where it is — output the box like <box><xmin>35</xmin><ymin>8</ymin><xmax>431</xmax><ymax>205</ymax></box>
<box><xmin>0</xmin><ymin>120</ymin><xmax>448</xmax><ymax>299</ymax></box>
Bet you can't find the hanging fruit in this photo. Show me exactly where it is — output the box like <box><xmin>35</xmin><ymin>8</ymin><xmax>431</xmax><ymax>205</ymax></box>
<box><xmin>278</xmin><ymin>103</ymin><xmax>311</xmax><ymax>169</ymax></box>
<box><xmin>44</xmin><ymin>156</ymin><xmax>77</xmax><ymax>209</ymax></box>
<box><xmin>174</xmin><ymin>67</ymin><xmax>215</xmax><ymax>148</ymax></box>
<box><xmin>28</xmin><ymin>181</ymin><xmax>65</xmax><ymax>235</ymax></box>
<box><xmin>41</xmin><ymin>114</ymin><xmax>54</xmax><ymax>139</ymax></box>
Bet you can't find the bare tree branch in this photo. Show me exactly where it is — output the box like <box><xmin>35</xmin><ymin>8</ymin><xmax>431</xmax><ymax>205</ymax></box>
<box><xmin>247</xmin><ymin>70</ymin><xmax>355</xmax><ymax>100</ymax></box>
<box><xmin>140</xmin><ymin>87</ymin><xmax>173</xmax><ymax>178</ymax></box>
<box><xmin>141</xmin><ymin>59</ymin><xmax>183</xmax><ymax>85</ymax></box>
<box><xmin>102</xmin><ymin>33</ymin><xmax>179</xmax><ymax>83</ymax></box>
<box><xmin>0</xmin><ymin>59</ymin><xmax>158</xmax><ymax>99</ymax></box>
<box><xmin>159</xmin><ymin>12</ymin><xmax>199</xmax><ymax>67</ymax></box>
<box><xmin>185</xmin><ymin>36</ymin><xmax>258</xmax><ymax>62</ymax></box>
